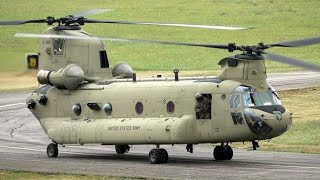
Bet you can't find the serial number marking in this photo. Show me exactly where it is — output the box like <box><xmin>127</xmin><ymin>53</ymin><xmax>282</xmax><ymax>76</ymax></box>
<box><xmin>107</xmin><ymin>126</ymin><xmax>140</xmax><ymax>131</ymax></box>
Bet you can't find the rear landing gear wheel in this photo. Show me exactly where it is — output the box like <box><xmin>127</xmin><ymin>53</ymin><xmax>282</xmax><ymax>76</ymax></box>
<box><xmin>149</xmin><ymin>149</ymin><xmax>162</xmax><ymax>164</ymax></box>
<box><xmin>159</xmin><ymin>148</ymin><xmax>168</xmax><ymax>163</ymax></box>
<box><xmin>47</xmin><ymin>143</ymin><xmax>58</xmax><ymax>158</ymax></box>
<box><xmin>115</xmin><ymin>145</ymin><xmax>130</xmax><ymax>154</ymax></box>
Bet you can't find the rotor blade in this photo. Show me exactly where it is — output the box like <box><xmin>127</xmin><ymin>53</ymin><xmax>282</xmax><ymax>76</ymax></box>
<box><xmin>72</xmin><ymin>9</ymin><xmax>112</xmax><ymax>17</ymax></box>
<box><xmin>83</xmin><ymin>19</ymin><xmax>249</xmax><ymax>30</ymax></box>
<box><xmin>263</xmin><ymin>51</ymin><xmax>320</xmax><ymax>71</ymax></box>
<box><xmin>268</xmin><ymin>37</ymin><xmax>320</xmax><ymax>47</ymax></box>
<box><xmin>0</xmin><ymin>19</ymin><xmax>47</xmax><ymax>25</ymax></box>
<box><xmin>15</xmin><ymin>33</ymin><xmax>231</xmax><ymax>49</ymax></box>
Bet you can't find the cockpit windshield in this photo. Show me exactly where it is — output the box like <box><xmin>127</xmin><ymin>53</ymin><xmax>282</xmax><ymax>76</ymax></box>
<box><xmin>233</xmin><ymin>86</ymin><xmax>281</xmax><ymax>107</ymax></box>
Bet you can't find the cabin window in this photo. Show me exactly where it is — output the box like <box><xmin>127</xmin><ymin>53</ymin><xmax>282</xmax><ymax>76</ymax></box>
<box><xmin>166</xmin><ymin>101</ymin><xmax>175</xmax><ymax>114</ymax></box>
<box><xmin>195</xmin><ymin>94</ymin><xmax>212</xmax><ymax>119</ymax></box>
<box><xmin>72</xmin><ymin>104</ymin><xmax>81</xmax><ymax>116</ymax></box>
<box><xmin>135</xmin><ymin>102</ymin><xmax>143</xmax><ymax>115</ymax></box>
<box><xmin>103</xmin><ymin>103</ymin><xmax>112</xmax><ymax>115</ymax></box>
<box><xmin>99</xmin><ymin>50</ymin><xmax>109</xmax><ymax>68</ymax></box>
<box><xmin>53</xmin><ymin>39</ymin><xmax>64</xmax><ymax>55</ymax></box>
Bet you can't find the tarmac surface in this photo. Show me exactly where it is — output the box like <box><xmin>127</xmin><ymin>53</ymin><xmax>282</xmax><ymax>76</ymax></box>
<box><xmin>0</xmin><ymin>71</ymin><xmax>320</xmax><ymax>179</ymax></box>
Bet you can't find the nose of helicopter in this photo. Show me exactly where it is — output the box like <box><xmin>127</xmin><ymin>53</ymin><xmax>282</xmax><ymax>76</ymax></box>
<box><xmin>243</xmin><ymin>106</ymin><xmax>292</xmax><ymax>138</ymax></box>
<box><xmin>264</xmin><ymin>109</ymin><xmax>292</xmax><ymax>137</ymax></box>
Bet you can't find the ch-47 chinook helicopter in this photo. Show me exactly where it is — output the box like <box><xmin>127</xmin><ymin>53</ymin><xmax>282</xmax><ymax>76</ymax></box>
<box><xmin>1</xmin><ymin>9</ymin><xmax>320</xmax><ymax>164</ymax></box>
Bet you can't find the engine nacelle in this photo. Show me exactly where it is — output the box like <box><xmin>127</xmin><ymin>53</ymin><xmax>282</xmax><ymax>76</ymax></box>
<box><xmin>37</xmin><ymin>64</ymin><xmax>84</xmax><ymax>90</ymax></box>
<box><xmin>112</xmin><ymin>62</ymin><xmax>134</xmax><ymax>78</ymax></box>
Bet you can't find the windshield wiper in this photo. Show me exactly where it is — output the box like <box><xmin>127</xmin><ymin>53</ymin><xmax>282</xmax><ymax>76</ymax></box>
<box><xmin>271</xmin><ymin>91</ymin><xmax>280</xmax><ymax>100</ymax></box>
<box><xmin>249</xmin><ymin>93</ymin><xmax>256</xmax><ymax>105</ymax></box>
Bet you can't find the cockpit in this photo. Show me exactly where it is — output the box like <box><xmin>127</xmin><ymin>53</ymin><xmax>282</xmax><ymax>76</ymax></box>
<box><xmin>237</xmin><ymin>86</ymin><xmax>282</xmax><ymax>107</ymax></box>
<box><xmin>229</xmin><ymin>85</ymin><xmax>292</xmax><ymax>138</ymax></box>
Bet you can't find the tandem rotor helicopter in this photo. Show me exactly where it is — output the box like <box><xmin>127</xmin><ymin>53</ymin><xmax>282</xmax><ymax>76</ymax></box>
<box><xmin>1</xmin><ymin>9</ymin><xmax>320</xmax><ymax>164</ymax></box>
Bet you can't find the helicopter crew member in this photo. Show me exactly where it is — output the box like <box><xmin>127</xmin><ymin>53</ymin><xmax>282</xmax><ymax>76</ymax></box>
<box><xmin>195</xmin><ymin>93</ymin><xmax>211</xmax><ymax>119</ymax></box>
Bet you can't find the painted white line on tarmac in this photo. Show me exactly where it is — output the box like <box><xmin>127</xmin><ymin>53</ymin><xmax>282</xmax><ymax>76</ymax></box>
<box><xmin>0</xmin><ymin>145</ymin><xmax>107</xmax><ymax>156</ymax></box>
<box><xmin>0</xmin><ymin>145</ymin><xmax>44</xmax><ymax>152</ymax></box>
<box><xmin>0</xmin><ymin>103</ymin><xmax>25</xmax><ymax>109</ymax></box>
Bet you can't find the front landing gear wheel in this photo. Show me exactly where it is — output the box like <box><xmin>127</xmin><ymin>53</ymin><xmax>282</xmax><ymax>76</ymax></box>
<box><xmin>149</xmin><ymin>149</ymin><xmax>161</xmax><ymax>164</ymax></box>
<box><xmin>214</xmin><ymin>146</ymin><xmax>224</xmax><ymax>160</ymax></box>
<box><xmin>47</xmin><ymin>143</ymin><xmax>58</xmax><ymax>158</ymax></box>
<box><xmin>224</xmin><ymin>145</ymin><xmax>233</xmax><ymax>160</ymax></box>
<box><xmin>159</xmin><ymin>148</ymin><xmax>168</xmax><ymax>163</ymax></box>
<box><xmin>213</xmin><ymin>145</ymin><xmax>233</xmax><ymax>160</ymax></box>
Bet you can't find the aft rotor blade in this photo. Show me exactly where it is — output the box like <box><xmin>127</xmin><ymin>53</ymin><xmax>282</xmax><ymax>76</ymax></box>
<box><xmin>0</xmin><ymin>19</ymin><xmax>47</xmax><ymax>25</ymax></box>
<box><xmin>263</xmin><ymin>51</ymin><xmax>320</xmax><ymax>71</ymax></box>
<box><xmin>72</xmin><ymin>9</ymin><xmax>112</xmax><ymax>17</ymax></box>
<box><xmin>268</xmin><ymin>37</ymin><xmax>320</xmax><ymax>47</ymax></box>
<box><xmin>83</xmin><ymin>19</ymin><xmax>249</xmax><ymax>30</ymax></box>
<box><xmin>102</xmin><ymin>38</ymin><xmax>231</xmax><ymax>49</ymax></box>
<box><xmin>15</xmin><ymin>33</ymin><xmax>231</xmax><ymax>49</ymax></box>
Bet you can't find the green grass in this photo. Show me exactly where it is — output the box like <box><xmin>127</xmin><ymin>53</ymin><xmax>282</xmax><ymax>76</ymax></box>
<box><xmin>0</xmin><ymin>0</ymin><xmax>319</xmax><ymax>72</ymax></box>
<box><xmin>0</xmin><ymin>170</ymin><xmax>149</xmax><ymax>180</ymax></box>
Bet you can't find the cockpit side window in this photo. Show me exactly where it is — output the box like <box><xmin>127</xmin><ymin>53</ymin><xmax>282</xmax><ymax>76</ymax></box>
<box><xmin>229</xmin><ymin>94</ymin><xmax>240</xmax><ymax>109</ymax></box>
<box><xmin>229</xmin><ymin>93</ymin><xmax>244</xmax><ymax>125</ymax></box>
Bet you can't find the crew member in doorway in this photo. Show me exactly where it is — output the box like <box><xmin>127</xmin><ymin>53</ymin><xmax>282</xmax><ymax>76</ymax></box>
<box><xmin>195</xmin><ymin>93</ymin><xmax>211</xmax><ymax>119</ymax></box>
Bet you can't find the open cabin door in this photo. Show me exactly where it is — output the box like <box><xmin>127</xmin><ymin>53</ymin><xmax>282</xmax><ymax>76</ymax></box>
<box><xmin>195</xmin><ymin>94</ymin><xmax>213</xmax><ymax>140</ymax></box>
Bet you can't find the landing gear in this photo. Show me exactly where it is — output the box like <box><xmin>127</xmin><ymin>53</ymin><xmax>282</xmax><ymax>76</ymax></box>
<box><xmin>115</xmin><ymin>145</ymin><xmax>130</xmax><ymax>154</ymax></box>
<box><xmin>252</xmin><ymin>140</ymin><xmax>260</xmax><ymax>150</ymax></box>
<box><xmin>159</xmin><ymin>148</ymin><xmax>168</xmax><ymax>163</ymax></box>
<box><xmin>186</xmin><ymin>144</ymin><xmax>193</xmax><ymax>153</ymax></box>
<box><xmin>148</xmin><ymin>146</ymin><xmax>169</xmax><ymax>164</ymax></box>
<box><xmin>213</xmin><ymin>144</ymin><xmax>233</xmax><ymax>160</ymax></box>
<box><xmin>47</xmin><ymin>143</ymin><xmax>58</xmax><ymax>158</ymax></box>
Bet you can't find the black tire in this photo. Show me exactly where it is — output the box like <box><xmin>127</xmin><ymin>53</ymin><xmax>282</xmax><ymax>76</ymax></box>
<box><xmin>149</xmin><ymin>149</ymin><xmax>161</xmax><ymax>164</ymax></box>
<box><xmin>159</xmin><ymin>148</ymin><xmax>169</xmax><ymax>163</ymax></box>
<box><xmin>213</xmin><ymin>146</ymin><xmax>224</xmax><ymax>160</ymax></box>
<box><xmin>124</xmin><ymin>145</ymin><xmax>130</xmax><ymax>153</ymax></box>
<box><xmin>47</xmin><ymin>143</ymin><xmax>58</xmax><ymax>158</ymax></box>
<box><xmin>224</xmin><ymin>145</ymin><xmax>233</xmax><ymax>160</ymax></box>
<box><xmin>115</xmin><ymin>145</ymin><xmax>125</xmax><ymax>154</ymax></box>
<box><xmin>115</xmin><ymin>145</ymin><xmax>130</xmax><ymax>154</ymax></box>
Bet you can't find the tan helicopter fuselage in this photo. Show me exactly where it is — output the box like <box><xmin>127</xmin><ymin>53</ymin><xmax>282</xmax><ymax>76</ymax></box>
<box><xmin>27</xmin><ymin>78</ymin><xmax>291</xmax><ymax>146</ymax></box>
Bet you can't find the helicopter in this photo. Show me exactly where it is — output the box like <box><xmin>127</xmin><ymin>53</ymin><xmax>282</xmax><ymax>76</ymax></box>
<box><xmin>1</xmin><ymin>9</ymin><xmax>320</xmax><ymax>164</ymax></box>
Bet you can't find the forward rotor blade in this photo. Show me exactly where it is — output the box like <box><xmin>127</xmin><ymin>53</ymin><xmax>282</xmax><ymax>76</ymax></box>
<box><xmin>0</xmin><ymin>19</ymin><xmax>47</xmax><ymax>25</ymax></box>
<box><xmin>72</xmin><ymin>9</ymin><xmax>112</xmax><ymax>17</ymax></box>
<box><xmin>263</xmin><ymin>51</ymin><xmax>320</xmax><ymax>71</ymax></box>
<box><xmin>83</xmin><ymin>19</ymin><xmax>249</xmax><ymax>30</ymax></box>
<box><xmin>15</xmin><ymin>33</ymin><xmax>231</xmax><ymax>49</ymax></box>
<box><xmin>268</xmin><ymin>37</ymin><xmax>320</xmax><ymax>47</ymax></box>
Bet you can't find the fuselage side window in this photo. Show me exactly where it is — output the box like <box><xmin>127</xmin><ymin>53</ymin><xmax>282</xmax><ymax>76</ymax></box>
<box><xmin>53</xmin><ymin>39</ymin><xmax>64</xmax><ymax>55</ymax></box>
